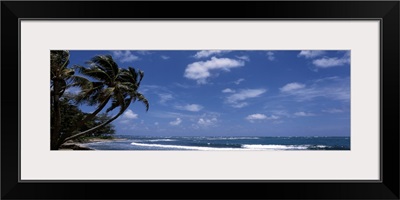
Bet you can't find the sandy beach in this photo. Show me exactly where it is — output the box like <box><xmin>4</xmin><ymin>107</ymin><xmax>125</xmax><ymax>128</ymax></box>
<box><xmin>59</xmin><ymin>138</ymin><xmax>126</xmax><ymax>150</ymax></box>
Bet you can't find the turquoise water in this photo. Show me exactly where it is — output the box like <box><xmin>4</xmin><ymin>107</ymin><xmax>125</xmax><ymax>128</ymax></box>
<box><xmin>82</xmin><ymin>135</ymin><xmax>350</xmax><ymax>150</ymax></box>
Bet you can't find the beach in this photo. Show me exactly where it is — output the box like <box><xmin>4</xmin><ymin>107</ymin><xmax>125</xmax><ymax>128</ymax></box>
<box><xmin>59</xmin><ymin>138</ymin><xmax>126</xmax><ymax>150</ymax></box>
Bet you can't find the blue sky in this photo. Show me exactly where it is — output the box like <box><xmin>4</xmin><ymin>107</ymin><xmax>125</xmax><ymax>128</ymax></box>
<box><xmin>66</xmin><ymin>50</ymin><xmax>350</xmax><ymax>137</ymax></box>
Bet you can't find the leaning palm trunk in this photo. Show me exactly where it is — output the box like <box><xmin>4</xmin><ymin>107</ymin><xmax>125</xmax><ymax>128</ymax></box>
<box><xmin>72</xmin><ymin>95</ymin><xmax>112</xmax><ymax>131</ymax></box>
<box><xmin>56</xmin><ymin>96</ymin><xmax>112</xmax><ymax>148</ymax></box>
<box><xmin>62</xmin><ymin>99</ymin><xmax>132</xmax><ymax>144</ymax></box>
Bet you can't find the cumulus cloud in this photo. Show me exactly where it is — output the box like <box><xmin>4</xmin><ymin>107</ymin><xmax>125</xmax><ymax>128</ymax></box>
<box><xmin>197</xmin><ymin>117</ymin><xmax>217</xmax><ymax>126</ymax></box>
<box><xmin>222</xmin><ymin>88</ymin><xmax>235</xmax><ymax>93</ymax></box>
<box><xmin>226</xmin><ymin>89</ymin><xmax>266</xmax><ymax>108</ymax></box>
<box><xmin>184</xmin><ymin>57</ymin><xmax>245</xmax><ymax>84</ymax></box>
<box><xmin>193</xmin><ymin>50</ymin><xmax>230</xmax><ymax>59</ymax></box>
<box><xmin>120</xmin><ymin>109</ymin><xmax>139</xmax><ymax>124</ymax></box>
<box><xmin>112</xmin><ymin>50</ymin><xmax>139</xmax><ymax>63</ymax></box>
<box><xmin>169</xmin><ymin>118</ymin><xmax>182</xmax><ymax>126</ymax></box>
<box><xmin>266</xmin><ymin>51</ymin><xmax>275</xmax><ymax>61</ymax></box>
<box><xmin>298</xmin><ymin>50</ymin><xmax>325</xmax><ymax>59</ymax></box>
<box><xmin>246</xmin><ymin>113</ymin><xmax>267</xmax><ymax>120</ymax></box>
<box><xmin>312</xmin><ymin>56</ymin><xmax>350</xmax><ymax>68</ymax></box>
<box><xmin>122</xmin><ymin>109</ymin><xmax>138</xmax><ymax>119</ymax></box>
<box><xmin>246</xmin><ymin>113</ymin><xmax>279</xmax><ymax>122</ymax></box>
<box><xmin>294</xmin><ymin>112</ymin><xmax>315</xmax><ymax>117</ymax></box>
<box><xmin>280</xmin><ymin>82</ymin><xmax>306</xmax><ymax>92</ymax></box>
<box><xmin>175</xmin><ymin>104</ymin><xmax>203</xmax><ymax>112</ymax></box>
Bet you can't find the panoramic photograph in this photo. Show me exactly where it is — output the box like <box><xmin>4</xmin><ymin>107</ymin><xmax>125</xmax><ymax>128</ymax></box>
<box><xmin>51</xmin><ymin>50</ymin><xmax>350</xmax><ymax>150</ymax></box>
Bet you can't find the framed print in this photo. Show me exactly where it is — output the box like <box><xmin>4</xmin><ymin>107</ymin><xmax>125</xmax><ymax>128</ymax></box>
<box><xmin>2</xmin><ymin>1</ymin><xmax>399</xmax><ymax>200</ymax></box>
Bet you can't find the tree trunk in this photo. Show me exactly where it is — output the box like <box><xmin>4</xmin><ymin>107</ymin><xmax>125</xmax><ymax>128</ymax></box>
<box><xmin>56</xmin><ymin>96</ymin><xmax>112</xmax><ymax>148</ymax></box>
<box><xmin>62</xmin><ymin>100</ymin><xmax>132</xmax><ymax>144</ymax></box>
<box><xmin>51</xmin><ymin>80</ymin><xmax>61</xmax><ymax>150</ymax></box>
<box><xmin>74</xmin><ymin>95</ymin><xmax>111</xmax><ymax>131</ymax></box>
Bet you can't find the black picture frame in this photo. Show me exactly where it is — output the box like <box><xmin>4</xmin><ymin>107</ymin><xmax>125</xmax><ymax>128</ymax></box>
<box><xmin>1</xmin><ymin>1</ymin><xmax>399</xmax><ymax>199</ymax></box>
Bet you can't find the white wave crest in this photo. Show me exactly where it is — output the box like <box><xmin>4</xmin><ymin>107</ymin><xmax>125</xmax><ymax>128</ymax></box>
<box><xmin>205</xmin><ymin>137</ymin><xmax>260</xmax><ymax>140</ymax></box>
<box><xmin>147</xmin><ymin>139</ymin><xmax>176</xmax><ymax>142</ymax></box>
<box><xmin>131</xmin><ymin>142</ymin><xmax>239</xmax><ymax>151</ymax></box>
<box><xmin>242</xmin><ymin>144</ymin><xmax>309</xmax><ymax>150</ymax></box>
<box><xmin>131</xmin><ymin>143</ymin><xmax>318</xmax><ymax>151</ymax></box>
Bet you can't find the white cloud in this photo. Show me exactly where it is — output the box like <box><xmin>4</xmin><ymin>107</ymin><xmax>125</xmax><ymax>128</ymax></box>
<box><xmin>298</xmin><ymin>50</ymin><xmax>325</xmax><ymax>58</ymax></box>
<box><xmin>280</xmin><ymin>82</ymin><xmax>306</xmax><ymax>92</ymax></box>
<box><xmin>226</xmin><ymin>89</ymin><xmax>266</xmax><ymax>108</ymax></box>
<box><xmin>323</xmin><ymin>108</ymin><xmax>344</xmax><ymax>113</ymax></box>
<box><xmin>158</xmin><ymin>93</ymin><xmax>173</xmax><ymax>104</ymax></box>
<box><xmin>184</xmin><ymin>57</ymin><xmax>245</xmax><ymax>84</ymax></box>
<box><xmin>112</xmin><ymin>50</ymin><xmax>139</xmax><ymax>63</ymax></box>
<box><xmin>315</xmin><ymin>76</ymin><xmax>339</xmax><ymax>83</ymax></box>
<box><xmin>312</xmin><ymin>56</ymin><xmax>350</xmax><ymax>68</ymax></box>
<box><xmin>236</xmin><ymin>55</ymin><xmax>250</xmax><ymax>61</ymax></box>
<box><xmin>161</xmin><ymin>55</ymin><xmax>170</xmax><ymax>60</ymax></box>
<box><xmin>246</xmin><ymin>113</ymin><xmax>267</xmax><ymax>120</ymax></box>
<box><xmin>197</xmin><ymin>117</ymin><xmax>217</xmax><ymax>126</ymax></box>
<box><xmin>280</xmin><ymin>77</ymin><xmax>350</xmax><ymax>102</ymax></box>
<box><xmin>175</xmin><ymin>104</ymin><xmax>203</xmax><ymax>112</ymax></box>
<box><xmin>193</xmin><ymin>50</ymin><xmax>230</xmax><ymax>59</ymax></box>
<box><xmin>246</xmin><ymin>113</ymin><xmax>279</xmax><ymax>122</ymax></box>
<box><xmin>231</xmin><ymin>102</ymin><xmax>248</xmax><ymax>108</ymax></box>
<box><xmin>222</xmin><ymin>88</ymin><xmax>235</xmax><ymax>93</ymax></box>
<box><xmin>234</xmin><ymin>78</ymin><xmax>245</xmax><ymax>85</ymax></box>
<box><xmin>266</xmin><ymin>51</ymin><xmax>275</xmax><ymax>61</ymax></box>
<box><xmin>169</xmin><ymin>118</ymin><xmax>182</xmax><ymax>126</ymax></box>
<box><xmin>294</xmin><ymin>112</ymin><xmax>315</xmax><ymax>117</ymax></box>
<box><xmin>122</xmin><ymin>109</ymin><xmax>138</xmax><ymax>119</ymax></box>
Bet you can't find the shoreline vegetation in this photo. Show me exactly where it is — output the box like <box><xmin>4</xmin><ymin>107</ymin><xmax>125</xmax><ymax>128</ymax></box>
<box><xmin>59</xmin><ymin>137</ymin><xmax>126</xmax><ymax>150</ymax></box>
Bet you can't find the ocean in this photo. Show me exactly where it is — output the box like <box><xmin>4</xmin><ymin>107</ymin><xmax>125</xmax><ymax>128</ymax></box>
<box><xmin>81</xmin><ymin>135</ymin><xmax>350</xmax><ymax>150</ymax></box>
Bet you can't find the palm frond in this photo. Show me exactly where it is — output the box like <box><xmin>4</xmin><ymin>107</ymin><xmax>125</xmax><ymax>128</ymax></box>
<box><xmin>133</xmin><ymin>92</ymin><xmax>149</xmax><ymax>111</ymax></box>
<box><xmin>82</xmin><ymin>66</ymin><xmax>112</xmax><ymax>83</ymax></box>
<box><xmin>70</xmin><ymin>75</ymin><xmax>91</xmax><ymax>89</ymax></box>
<box><xmin>128</xmin><ymin>67</ymin><xmax>138</xmax><ymax>83</ymax></box>
<box><xmin>90</xmin><ymin>55</ymin><xmax>119</xmax><ymax>79</ymax></box>
<box><xmin>138</xmin><ymin>70</ymin><xmax>144</xmax><ymax>86</ymax></box>
<box><xmin>106</xmin><ymin>99</ymin><xmax>120</xmax><ymax>113</ymax></box>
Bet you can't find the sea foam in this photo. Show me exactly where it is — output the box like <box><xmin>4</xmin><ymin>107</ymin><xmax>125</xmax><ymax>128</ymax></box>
<box><xmin>242</xmin><ymin>144</ymin><xmax>309</xmax><ymax>150</ymax></box>
<box><xmin>131</xmin><ymin>142</ymin><xmax>239</xmax><ymax>150</ymax></box>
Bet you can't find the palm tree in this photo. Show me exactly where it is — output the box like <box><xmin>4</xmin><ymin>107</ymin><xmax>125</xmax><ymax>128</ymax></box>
<box><xmin>66</xmin><ymin>55</ymin><xmax>122</xmax><ymax>133</ymax></box>
<box><xmin>59</xmin><ymin>56</ymin><xmax>149</xmax><ymax>146</ymax></box>
<box><xmin>51</xmin><ymin>50</ymin><xmax>74</xmax><ymax>150</ymax></box>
